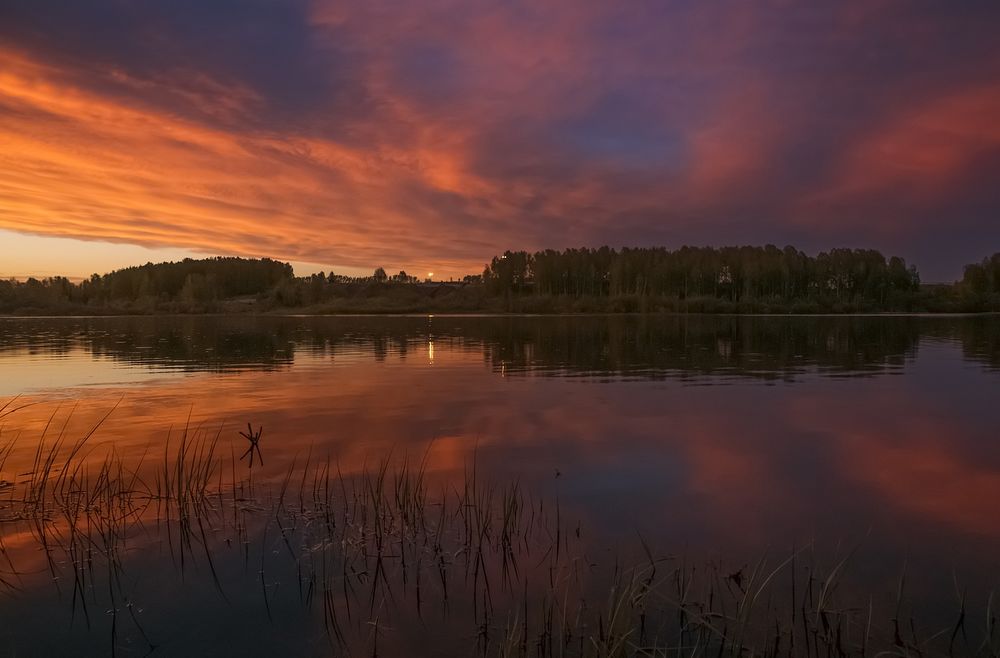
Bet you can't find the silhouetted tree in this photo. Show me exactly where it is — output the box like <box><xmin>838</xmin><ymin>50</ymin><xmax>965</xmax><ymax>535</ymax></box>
<box><xmin>482</xmin><ymin>245</ymin><xmax>924</xmax><ymax>308</ymax></box>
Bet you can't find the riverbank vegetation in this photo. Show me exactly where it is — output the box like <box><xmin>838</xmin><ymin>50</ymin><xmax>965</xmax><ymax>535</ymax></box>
<box><xmin>2</xmin><ymin>248</ymin><xmax>999</xmax><ymax>315</ymax></box>
<box><xmin>0</xmin><ymin>408</ymin><xmax>995</xmax><ymax>656</ymax></box>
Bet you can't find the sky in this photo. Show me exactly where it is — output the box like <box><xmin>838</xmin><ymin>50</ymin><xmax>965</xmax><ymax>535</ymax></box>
<box><xmin>0</xmin><ymin>1</ymin><xmax>998</xmax><ymax>282</ymax></box>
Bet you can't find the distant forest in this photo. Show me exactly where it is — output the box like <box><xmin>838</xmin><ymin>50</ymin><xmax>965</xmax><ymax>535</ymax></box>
<box><xmin>2</xmin><ymin>248</ymin><xmax>999</xmax><ymax>315</ymax></box>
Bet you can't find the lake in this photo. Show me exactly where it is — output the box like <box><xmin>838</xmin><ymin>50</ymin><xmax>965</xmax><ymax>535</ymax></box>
<box><xmin>0</xmin><ymin>314</ymin><xmax>998</xmax><ymax>656</ymax></box>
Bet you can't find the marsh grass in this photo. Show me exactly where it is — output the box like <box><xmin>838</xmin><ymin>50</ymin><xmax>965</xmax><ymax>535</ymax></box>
<box><xmin>0</xmin><ymin>405</ymin><xmax>996</xmax><ymax>657</ymax></box>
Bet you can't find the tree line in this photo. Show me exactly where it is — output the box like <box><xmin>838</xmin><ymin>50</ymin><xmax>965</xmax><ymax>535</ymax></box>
<box><xmin>479</xmin><ymin>246</ymin><xmax>1000</xmax><ymax>312</ymax></box>
<box><xmin>1</xmin><ymin>248</ymin><xmax>999</xmax><ymax>314</ymax></box>
<box><xmin>0</xmin><ymin>257</ymin><xmax>292</xmax><ymax>312</ymax></box>
<box><xmin>961</xmin><ymin>253</ymin><xmax>1000</xmax><ymax>296</ymax></box>
<box><xmin>483</xmin><ymin>246</ymin><xmax>922</xmax><ymax>302</ymax></box>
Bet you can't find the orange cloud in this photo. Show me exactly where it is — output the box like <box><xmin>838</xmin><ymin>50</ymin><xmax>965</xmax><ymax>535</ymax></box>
<box><xmin>0</xmin><ymin>48</ymin><xmax>516</xmax><ymax>276</ymax></box>
<box><xmin>795</xmin><ymin>82</ymin><xmax>1000</xmax><ymax>233</ymax></box>
<box><xmin>2</xmin><ymin>1</ymin><xmax>999</xmax><ymax>279</ymax></box>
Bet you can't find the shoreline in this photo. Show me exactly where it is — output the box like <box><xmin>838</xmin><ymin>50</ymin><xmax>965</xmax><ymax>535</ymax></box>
<box><xmin>1</xmin><ymin>309</ymin><xmax>998</xmax><ymax>320</ymax></box>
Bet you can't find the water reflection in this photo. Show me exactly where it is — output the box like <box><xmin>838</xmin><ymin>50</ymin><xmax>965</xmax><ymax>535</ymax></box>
<box><xmin>0</xmin><ymin>315</ymin><xmax>997</xmax><ymax>655</ymax></box>
<box><xmin>1</xmin><ymin>314</ymin><xmax>998</xmax><ymax>383</ymax></box>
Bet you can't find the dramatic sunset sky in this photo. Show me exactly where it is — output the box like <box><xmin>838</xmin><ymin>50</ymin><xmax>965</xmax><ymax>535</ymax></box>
<box><xmin>1</xmin><ymin>1</ymin><xmax>998</xmax><ymax>281</ymax></box>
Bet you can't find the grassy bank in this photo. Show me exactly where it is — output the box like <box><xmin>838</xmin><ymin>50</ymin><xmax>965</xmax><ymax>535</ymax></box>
<box><xmin>3</xmin><ymin>283</ymin><xmax>999</xmax><ymax>316</ymax></box>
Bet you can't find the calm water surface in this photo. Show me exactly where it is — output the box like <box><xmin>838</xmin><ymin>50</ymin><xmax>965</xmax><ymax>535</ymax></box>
<box><xmin>0</xmin><ymin>315</ymin><xmax>998</xmax><ymax>656</ymax></box>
